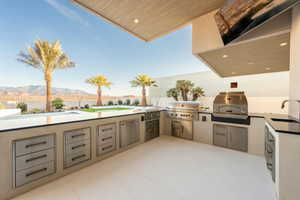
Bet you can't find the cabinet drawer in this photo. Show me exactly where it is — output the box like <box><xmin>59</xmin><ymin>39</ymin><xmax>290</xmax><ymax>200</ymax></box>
<box><xmin>65</xmin><ymin>140</ymin><xmax>90</xmax><ymax>156</ymax></box>
<box><xmin>15</xmin><ymin>161</ymin><xmax>55</xmax><ymax>188</ymax></box>
<box><xmin>98</xmin><ymin>134</ymin><xmax>116</xmax><ymax>146</ymax></box>
<box><xmin>15</xmin><ymin>148</ymin><xmax>55</xmax><ymax>172</ymax></box>
<box><xmin>15</xmin><ymin>135</ymin><xmax>55</xmax><ymax>157</ymax></box>
<box><xmin>97</xmin><ymin>142</ymin><xmax>116</xmax><ymax>156</ymax></box>
<box><xmin>98</xmin><ymin>124</ymin><xmax>116</xmax><ymax>137</ymax></box>
<box><xmin>64</xmin><ymin>128</ymin><xmax>90</xmax><ymax>144</ymax></box>
<box><xmin>64</xmin><ymin>150</ymin><xmax>91</xmax><ymax>168</ymax></box>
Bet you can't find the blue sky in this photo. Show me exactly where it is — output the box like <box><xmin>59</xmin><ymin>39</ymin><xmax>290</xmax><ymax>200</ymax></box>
<box><xmin>0</xmin><ymin>0</ymin><xmax>209</xmax><ymax>96</ymax></box>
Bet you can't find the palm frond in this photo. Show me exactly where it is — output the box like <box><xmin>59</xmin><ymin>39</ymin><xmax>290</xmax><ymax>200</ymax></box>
<box><xmin>17</xmin><ymin>39</ymin><xmax>75</xmax><ymax>73</ymax></box>
<box><xmin>86</xmin><ymin>75</ymin><xmax>112</xmax><ymax>88</ymax></box>
<box><xmin>130</xmin><ymin>74</ymin><xmax>158</xmax><ymax>88</ymax></box>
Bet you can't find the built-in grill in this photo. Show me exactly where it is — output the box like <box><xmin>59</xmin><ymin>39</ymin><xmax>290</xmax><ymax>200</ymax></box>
<box><xmin>167</xmin><ymin>102</ymin><xmax>200</xmax><ymax>140</ymax></box>
<box><xmin>167</xmin><ymin>101</ymin><xmax>200</xmax><ymax>121</ymax></box>
<box><xmin>212</xmin><ymin>92</ymin><xmax>250</xmax><ymax>125</ymax></box>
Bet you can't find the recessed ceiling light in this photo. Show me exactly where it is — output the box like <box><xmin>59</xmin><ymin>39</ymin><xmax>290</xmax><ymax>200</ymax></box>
<box><xmin>280</xmin><ymin>42</ymin><xmax>287</xmax><ymax>47</ymax></box>
<box><xmin>231</xmin><ymin>72</ymin><xmax>236</xmax><ymax>75</ymax></box>
<box><xmin>248</xmin><ymin>62</ymin><xmax>254</xmax><ymax>65</ymax></box>
<box><xmin>266</xmin><ymin>67</ymin><xmax>271</xmax><ymax>70</ymax></box>
<box><xmin>222</xmin><ymin>54</ymin><xmax>228</xmax><ymax>58</ymax></box>
<box><xmin>134</xmin><ymin>18</ymin><xmax>139</xmax><ymax>24</ymax></box>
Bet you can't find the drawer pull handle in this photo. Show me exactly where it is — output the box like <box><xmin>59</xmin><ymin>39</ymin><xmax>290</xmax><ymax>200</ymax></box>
<box><xmin>102</xmin><ymin>145</ymin><xmax>113</xmax><ymax>151</ymax></box>
<box><xmin>25</xmin><ymin>141</ymin><xmax>47</xmax><ymax>148</ymax></box>
<box><xmin>216</xmin><ymin>133</ymin><xmax>225</xmax><ymax>136</ymax></box>
<box><xmin>25</xmin><ymin>154</ymin><xmax>47</xmax><ymax>163</ymax></box>
<box><xmin>71</xmin><ymin>133</ymin><xmax>85</xmax><ymax>138</ymax></box>
<box><xmin>26</xmin><ymin>168</ymin><xmax>47</xmax><ymax>177</ymax></box>
<box><xmin>102</xmin><ymin>136</ymin><xmax>113</xmax><ymax>141</ymax></box>
<box><xmin>72</xmin><ymin>144</ymin><xmax>86</xmax><ymax>150</ymax></box>
<box><xmin>102</xmin><ymin>128</ymin><xmax>113</xmax><ymax>132</ymax></box>
<box><xmin>72</xmin><ymin>154</ymin><xmax>86</xmax><ymax>161</ymax></box>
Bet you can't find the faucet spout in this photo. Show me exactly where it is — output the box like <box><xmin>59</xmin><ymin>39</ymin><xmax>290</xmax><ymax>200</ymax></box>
<box><xmin>281</xmin><ymin>100</ymin><xmax>300</xmax><ymax>109</ymax></box>
<box><xmin>281</xmin><ymin>100</ymin><xmax>289</xmax><ymax>109</ymax></box>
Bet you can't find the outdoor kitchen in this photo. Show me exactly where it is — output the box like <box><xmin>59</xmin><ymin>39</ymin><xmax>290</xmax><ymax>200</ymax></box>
<box><xmin>1</xmin><ymin>1</ymin><xmax>300</xmax><ymax>200</ymax></box>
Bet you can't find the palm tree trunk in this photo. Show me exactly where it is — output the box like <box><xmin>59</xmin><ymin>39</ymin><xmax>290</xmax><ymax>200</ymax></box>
<box><xmin>142</xmin><ymin>86</ymin><xmax>147</xmax><ymax>106</ymax></box>
<box><xmin>45</xmin><ymin>73</ymin><xmax>52</xmax><ymax>112</ymax></box>
<box><xmin>97</xmin><ymin>86</ymin><xmax>103</xmax><ymax>106</ymax></box>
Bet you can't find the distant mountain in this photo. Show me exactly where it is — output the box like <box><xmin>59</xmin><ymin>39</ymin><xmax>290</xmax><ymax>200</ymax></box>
<box><xmin>0</xmin><ymin>85</ymin><xmax>93</xmax><ymax>96</ymax></box>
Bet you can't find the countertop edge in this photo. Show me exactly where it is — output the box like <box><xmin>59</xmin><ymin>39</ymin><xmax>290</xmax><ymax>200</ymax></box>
<box><xmin>0</xmin><ymin>112</ymin><xmax>145</xmax><ymax>133</ymax></box>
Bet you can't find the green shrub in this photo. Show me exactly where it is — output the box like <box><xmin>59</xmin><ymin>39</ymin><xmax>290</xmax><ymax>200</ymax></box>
<box><xmin>117</xmin><ymin>100</ymin><xmax>123</xmax><ymax>105</ymax></box>
<box><xmin>125</xmin><ymin>99</ymin><xmax>131</xmax><ymax>105</ymax></box>
<box><xmin>108</xmin><ymin>101</ymin><xmax>114</xmax><ymax>106</ymax></box>
<box><xmin>31</xmin><ymin>108</ymin><xmax>43</xmax><ymax>114</ymax></box>
<box><xmin>52</xmin><ymin>98</ymin><xmax>64</xmax><ymax>110</ymax></box>
<box><xmin>133</xmin><ymin>99</ymin><xmax>140</xmax><ymax>106</ymax></box>
<box><xmin>17</xmin><ymin>102</ymin><xmax>28</xmax><ymax>113</ymax></box>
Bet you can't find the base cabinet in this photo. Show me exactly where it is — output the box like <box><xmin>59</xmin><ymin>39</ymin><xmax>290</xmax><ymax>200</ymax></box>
<box><xmin>64</xmin><ymin>128</ymin><xmax>91</xmax><ymax>168</ymax></box>
<box><xmin>97</xmin><ymin>123</ymin><xmax>117</xmax><ymax>156</ymax></box>
<box><xmin>13</xmin><ymin>134</ymin><xmax>56</xmax><ymax>188</ymax></box>
<box><xmin>213</xmin><ymin>124</ymin><xmax>248</xmax><ymax>152</ymax></box>
<box><xmin>193</xmin><ymin>114</ymin><xmax>212</xmax><ymax>144</ymax></box>
<box><xmin>120</xmin><ymin>119</ymin><xmax>140</xmax><ymax>148</ymax></box>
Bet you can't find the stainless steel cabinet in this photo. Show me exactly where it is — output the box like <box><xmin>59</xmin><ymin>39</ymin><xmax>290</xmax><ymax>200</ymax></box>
<box><xmin>228</xmin><ymin>126</ymin><xmax>248</xmax><ymax>151</ymax></box>
<box><xmin>171</xmin><ymin>120</ymin><xmax>193</xmax><ymax>140</ymax></box>
<box><xmin>213</xmin><ymin>124</ymin><xmax>248</xmax><ymax>152</ymax></box>
<box><xmin>213</xmin><ymin>124</ymin><xmax>228</xmax><ymax>147</ymax></box>
<box><xmin>265</xmin><ymin>125</ymin><xmax>276</xmax><ymax>182</ymax></box>
<box><xmin>64</xmin><ymin>128</ymin><xmax>91</xmax><ymax>168</ymax></box>
<box><xmin>13</xmin><ymin>134</ymin><xmax>56</xmax><ymax>188</ymax></box>
<box><xmin>97</xmin><ymin>123</ymin><xmax>117</xmax><ymax>156</ymax></box>
<box><xmin>120</xmin><ymin>119</ymin><xmax>140</xmax><ymax>148</ymax></box>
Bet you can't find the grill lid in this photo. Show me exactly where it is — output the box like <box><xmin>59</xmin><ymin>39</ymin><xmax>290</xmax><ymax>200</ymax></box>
<box><xmin>168</xmin><ymin>101</ymin><xmax>200</xmax><ymax>111</ymax></box>
<box><xmin>213</xmin><ymin>91</ymin><xmax>248</xmax><ymax>119</ymax></box>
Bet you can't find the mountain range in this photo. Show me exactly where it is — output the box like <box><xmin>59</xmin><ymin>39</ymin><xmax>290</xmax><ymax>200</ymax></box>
<box><xmin>0</xmin><ymin>85</ymin><xmax>93</xmax><ymax>96</ymax></box>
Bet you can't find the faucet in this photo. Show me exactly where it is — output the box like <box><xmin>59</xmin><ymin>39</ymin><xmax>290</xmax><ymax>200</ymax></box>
<box><xmin>281</xmin><ymin>100</ymin><xmax>300</xmax><ymax>109</ymax></box>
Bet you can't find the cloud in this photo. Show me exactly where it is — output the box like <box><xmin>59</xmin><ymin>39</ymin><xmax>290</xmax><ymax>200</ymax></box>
<box><xmin>44</xmin><ymin>0</ymin><xmax>89</xmax><ymax>26</ymax></box>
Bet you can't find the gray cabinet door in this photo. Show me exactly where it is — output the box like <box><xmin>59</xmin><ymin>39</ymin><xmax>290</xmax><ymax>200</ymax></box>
<box><xmin>213</xmin><ymin>124</ymin><xmax>228</xmax><ymax>147</ymax></box>
<box><xmin>228</xmin><ymin>126</ymin><xmax>248</xmax><ymax>152</ymax></box>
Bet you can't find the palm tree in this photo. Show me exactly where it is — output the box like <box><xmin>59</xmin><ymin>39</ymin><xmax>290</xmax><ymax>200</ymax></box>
<box><xmin>130</xmin><ymin>75</ymin><xmax>158</xmax><ymax>106</ymax></box>
<box><xmin>86</xmin><ymin>75</ymin><xmax>112</xmax><ymax>106</ymax></box>
<box><xmin>176</xmin><ymin>80</ymin><xmax>194</xmax><ymax>101</ymax></box>
<box><xmin>167</xmin><ymin>88</ymin><xmax>179</xmax><ymax>101</ymax></box>
<box><xmin>192</xmin><ymin>87</ymin><xmax>205</xmax><ymax>101</ymax></box>
<box><xmin>17</xmin><ymin>39</ymin><xmax>75</xmax><ymax>112</ymax></box>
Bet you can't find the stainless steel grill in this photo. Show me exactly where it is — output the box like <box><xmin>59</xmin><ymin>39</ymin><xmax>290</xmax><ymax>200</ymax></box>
<box><xmin>167</xmin><ymin>101</ymin><xmax>200</xmax><ymax>121</ymax></box>
<box><xmin>167</xmin><ymin>101</ymin><xmax>200</xmax><ymax>141</ymax></box>
<box><xmin>213</xmin><ymin>92</ymin><xmax>248</xmax><ymax>120</ymax></box>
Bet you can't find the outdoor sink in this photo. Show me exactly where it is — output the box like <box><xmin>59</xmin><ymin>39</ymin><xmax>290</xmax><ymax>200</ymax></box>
<box><xmin>271</xmin><ymin>118</ymin><xmax>299</xmax><ymax>123</ymax></box>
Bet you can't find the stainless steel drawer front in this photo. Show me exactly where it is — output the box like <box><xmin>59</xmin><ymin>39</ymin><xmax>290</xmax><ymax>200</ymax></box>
<box><xmin>65</xmin><ymin>150</ymin><xmax>91</xmax><ymax>168</ymax></box>
<box><xmin>65</xmin><ymin>140</ymin><xmax>91</xmax><ymax>156</ymax></box>
<box><xmin>98</xmin><ymin>142</ymin><xmax>116</xmax><ymax>155</ymax></box>
<box><xmin>98</xmin><ymin>134</ymin><xmax>116</xmax><ymax>146</ymax></box>
<box><xmin>65</xmin><ymin>128</ymin><xmax>90</xmax><ymax>144</ymax></box>
<box><xmin>15</xmin><ymin>161</ymin><xmax>55</xmax><ymax>187</ymax></box>
<box><xmin>15</xmin><ymin>135</ymin><xmax>55</xmax><ymax>157</ymax></box>
<box><xmin>98</xmin><ymin>124</ymin><xmax>116</xmax><ymax>137</ymax></box>
<box><xmin>15</xmin><ymin>148</ymin><xmax>55</xmax><ymax>172</ymax></box>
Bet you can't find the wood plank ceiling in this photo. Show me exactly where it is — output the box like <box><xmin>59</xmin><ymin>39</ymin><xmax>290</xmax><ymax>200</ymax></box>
<box><xmin>70</xmin><ymin>0</ymin><xmax>225</xmax><ymax>41</ymax></box>
<box><xmin>199</xmin><ymin>32</ymin><xmax>290</xmax><ymax>77</ymax></box>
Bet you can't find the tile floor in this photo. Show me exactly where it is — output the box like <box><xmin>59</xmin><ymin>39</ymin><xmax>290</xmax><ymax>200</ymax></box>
<box><xmin>13</xmin><ymin>136</ymin><xmax>276</xmax><ymax>200</ymax></box>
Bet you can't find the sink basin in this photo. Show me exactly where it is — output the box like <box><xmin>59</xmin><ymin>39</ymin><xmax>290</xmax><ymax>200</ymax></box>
<box><xmin>271</xmin><ymin>118</ymin><xmax>298</xmax><ymax>123</ymax></box>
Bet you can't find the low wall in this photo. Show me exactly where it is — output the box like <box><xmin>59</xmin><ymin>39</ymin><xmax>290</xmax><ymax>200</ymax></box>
<box><xmin>149</xmin><ymin>71</ymin><xmax>289</xmax><ymax>114</ymax></box>
<box><xmin>0</xmin><ymin>109</ymin><xmax>21</xmax><ymax>118</ymax></box>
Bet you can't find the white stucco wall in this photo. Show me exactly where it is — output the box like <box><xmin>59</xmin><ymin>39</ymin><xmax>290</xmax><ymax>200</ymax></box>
<box><xmin>289</xmin><ymin>4</ymin><xmax>300</xmax><ymax>120</ymax></box>
<box><xmin>149</xmin><ymin>71</ymin><xmax>289</xmax><ymax>114</ymax></box>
